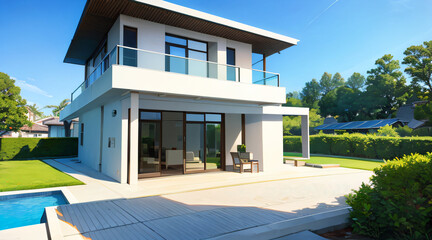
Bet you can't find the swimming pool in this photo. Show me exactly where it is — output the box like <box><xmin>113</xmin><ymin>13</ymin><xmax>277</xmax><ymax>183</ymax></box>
<box><xmin>0</xmin><ymin>190</ymin><xmax>69</xmax><ymax>231</ymax></box>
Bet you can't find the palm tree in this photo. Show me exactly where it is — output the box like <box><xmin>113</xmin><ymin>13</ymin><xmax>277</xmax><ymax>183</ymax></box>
<box><xmin>45</xmin><ymin>99</ymin><xmax>70</xmax><ymax>117</ymax></box>
<box><xmin>26</xmin><ymin>103</ymin><xmax>45</xmax><ymax>120</ymax></box>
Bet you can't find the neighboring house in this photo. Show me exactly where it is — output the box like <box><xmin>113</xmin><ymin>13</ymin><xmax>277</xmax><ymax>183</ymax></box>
<box><xmin>42</xmin><ymin>117</ymin><xmax>79</xmax><ymax>137</ymax></box>
<box><xmin>2</xmin><ymin>123</ymin><xmax>49</xmax><ymax>138</ymax></box>
<box><xmin>60</xmin><ymin>0</ymin><xmax>310</xmax><ymax>184</ymax></box>
<box><xmin>316</xmin><ymin>103</ymin><xmax>426</xmax><ymax>133</ymax></box>
<box><xmin>1</xmin><ymin>107</ymin><xmax>49</xmax><ymax>138</ymax></box>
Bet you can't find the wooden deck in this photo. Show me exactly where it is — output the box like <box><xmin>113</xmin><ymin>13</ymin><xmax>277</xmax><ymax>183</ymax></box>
<box><xmin>56</xmin><ymin>196</ymin><xmax>296</xmax><ymax>240</ymax></box>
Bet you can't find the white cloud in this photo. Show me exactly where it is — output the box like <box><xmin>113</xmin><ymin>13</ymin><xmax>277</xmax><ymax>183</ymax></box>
<box><xmin>13</xmin><ymin>77</ymin><xmax>53</xmax><ymax>98</ymax></box>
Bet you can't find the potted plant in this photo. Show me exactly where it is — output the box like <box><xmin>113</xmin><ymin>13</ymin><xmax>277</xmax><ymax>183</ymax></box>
<box><xmin>237</xmin><ymin>144</ymin><xmax>246</xmax><ymax>153</ymax></box>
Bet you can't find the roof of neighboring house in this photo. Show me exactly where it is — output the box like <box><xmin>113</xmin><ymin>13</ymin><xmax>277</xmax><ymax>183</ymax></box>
<box><xmin>65</xmin><ymin>0</ymin><xmax>299</xmax><ymax>65</ymax></box>
<box><xmin>20</xmin><ymin>123</ymin><xmax>48</xmax><ymax>133</ymax></box>
<box><xmin>407</xmin><ymin>119</ymin><xmax>427</xmax><ymax>129</ymax></box>
<box><xmin>42</xmin><ymin>117</ymin><xmax>78</xmax><ymax>126</ymax></box>
<box><xmin>315</xmin><ymin>118</ymin><xmax>401</xmax><ymax>131</ymax></box>
<box><xmin>396</xmin><ymin>105</ymin><xmax>415</xmax><ymax>123</ymax></box>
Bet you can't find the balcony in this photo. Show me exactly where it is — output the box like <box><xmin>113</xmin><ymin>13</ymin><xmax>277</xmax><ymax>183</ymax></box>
<box><xmin>71</xmin><ymin>45</ymin><xmax>281</xmax><ymax>101</ymax></box>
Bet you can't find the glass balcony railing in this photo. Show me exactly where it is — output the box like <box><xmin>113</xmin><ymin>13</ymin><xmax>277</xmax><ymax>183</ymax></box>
<box><xmin>71</xmin><ymin>45</ymin><xmax>280</xmax><ymax>101</ymax></box>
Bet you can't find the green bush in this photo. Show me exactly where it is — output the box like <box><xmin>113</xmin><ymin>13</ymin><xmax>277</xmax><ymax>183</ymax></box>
<box><xmin>0</xmin><ymin>138</ymin><xmax>78</xmax><ymax>160</ymax></box>
<box><xmin>395</xmin><ymin>125</ymin><xmax>413</xmax><ymax>137</ymax></box>
<box><xmin>376</xmin><ymin>124</ymin><xmax>400</xmax><ymax>137</ymax></box>
<box><xmin>283</xmin><ymin>134</ymin><xmax>432</xmax><ymax>159</ymax></box>
<box><xmin>346</xmin><ymin>153</ymin><xmax>432</xmax><ymax>239</ymax></box>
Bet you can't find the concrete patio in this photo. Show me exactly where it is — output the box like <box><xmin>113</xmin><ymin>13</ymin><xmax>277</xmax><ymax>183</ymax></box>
<box><xmin>39</xmin><ymin>158</ymin><xmax>373</xmax><ymax>239</ymax></box>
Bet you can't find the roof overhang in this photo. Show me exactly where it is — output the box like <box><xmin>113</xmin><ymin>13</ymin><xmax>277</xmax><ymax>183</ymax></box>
<box><xmin>64</xmin><ymin>0</ymin><xmax>299</xmax><ymax>65</ymax></box>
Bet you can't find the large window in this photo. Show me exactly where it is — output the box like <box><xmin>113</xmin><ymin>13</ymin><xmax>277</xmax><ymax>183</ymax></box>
<box><xmin>165</xmin><ymin>34</ymin><xmax>208</xmax><ymax>76</ymax></box>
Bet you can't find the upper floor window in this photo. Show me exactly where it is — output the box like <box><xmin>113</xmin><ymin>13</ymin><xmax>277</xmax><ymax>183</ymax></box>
<box><xmin>165</xmin><ymin>34</ymin><xmax>208</xmax><ymax>76</ymax></box>
<box><xmin>226</xmin><ymin>48</ymin><xmax>236</xmax><ymax>81</ymax></box>
<box><xmin>123</xmin><ymin>26</ymin><xmax>138</xmax><ymax>67</ymax></box>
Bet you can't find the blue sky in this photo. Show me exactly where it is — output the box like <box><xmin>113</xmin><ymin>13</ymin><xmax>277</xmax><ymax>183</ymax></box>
<box><xmin>1</xmin><ymin>0</ymin><xmax>432</xmax><ymax>115</ymax></box>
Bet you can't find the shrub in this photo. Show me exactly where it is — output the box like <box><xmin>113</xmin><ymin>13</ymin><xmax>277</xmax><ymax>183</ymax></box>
<box><xmin>283</xmin><ymin>135</ymin><xmax>432</xmax><ymax>159</ymax></box>
<box><xmin>395</xmin><ymin>125</ymin><xmax>413</xmax><ymax>137</ymax></box>
<box><xmin>0</xmin><ymin>138</ymin><xmax>78</xmax><ymax>160</ymax></box>
<box><xmin>346</xmin><ymin>153</ymin><xmax>432</xmax><ymax>239</ymax></box>
<box><xmin>376</xmin><ymin>124</ymin><xmax>399</xmax><ymax>137</ymax></box>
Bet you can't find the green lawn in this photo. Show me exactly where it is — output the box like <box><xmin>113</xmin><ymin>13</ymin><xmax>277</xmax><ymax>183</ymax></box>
<box><xmin>0</xmin><ymin>160</ymin><xmax>84</xmax><ymax>192</ymax></box>
<box><xmin>284</xmin><ymin>152</ymin><xmax>385</xmax><ymax>171</ymax></box>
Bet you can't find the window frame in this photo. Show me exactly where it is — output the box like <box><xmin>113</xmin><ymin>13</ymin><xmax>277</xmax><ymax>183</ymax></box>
<box><xmin>165</xmin><ymin>33</ymin><xmax>209</xmax><ymax>61</ymax></box>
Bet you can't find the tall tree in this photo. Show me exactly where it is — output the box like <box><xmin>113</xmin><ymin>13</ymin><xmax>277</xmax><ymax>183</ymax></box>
<box><xmin>45</xmin><ymin>99</ymin><xmax>70</xmax><ymax>117</ymax></box>
<box><xmin>300</xmin><ymin>78</ymin><xmax>321</xmax><ymax>107</ymax></box>
<box><xmin>26</xmin><ymin>103</ymin><xmax>44</xmax><ymax>120</ymax></box>
<box><xmin>319</xmin><ymin>72</ymin><xmax>345</xmax><ymax>94</ymax></box>
<box><xmin>0</xmin><ymin>72</ymin><xmax>31</xmax><ymax>132</ymax></box>
<box><xmin>332</xmin><ymin>72</ymin><xmax>345</xmax><ymax>88</ymax></box>
<box><xmin>364</xmin><ymin>54</ymin><xmax>409</xmax><ymax>119</ymax></box>
<box><xmin>335</xmin><ymin>86</ymin><xmax>362</xmax><ymax>122</ymax></box>
<box><xmin>319</xmin><ymin>72</ymin><xmax>333</xmax><ymax>94</ymax></box>
<box><xmin>346</xmin><ymin>72</ymin><xmax>366</xmax><ymax>90</ymax></box>
<box><xmin>403</xmin><ymin>40</ymin><xmax>432</xmax><ymax>99</ymax></box>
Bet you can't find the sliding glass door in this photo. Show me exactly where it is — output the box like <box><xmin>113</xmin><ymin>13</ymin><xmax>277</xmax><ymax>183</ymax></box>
<box><xmin>138</xmin><ymin>112</ymin><xmax>161</xmax><ymax>178</ymax></box>
<box><xmin>185</xmin><ymin>113</ymin><xmax>223</xmax><ymax>172</ymax></box>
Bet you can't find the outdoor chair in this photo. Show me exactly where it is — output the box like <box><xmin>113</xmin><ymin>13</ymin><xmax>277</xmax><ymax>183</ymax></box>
<box><xmin>230</xmin><ymin>152</ymin><xmax>259</xmax><ymax>173</ymax></box>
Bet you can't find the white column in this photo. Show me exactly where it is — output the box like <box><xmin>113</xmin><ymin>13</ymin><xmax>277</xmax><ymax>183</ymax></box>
<box><xmin>129</xmin><ymin>92</ymin><xmax>139</xmax><ymax>184</ymax></box>
<box><xmin>301</xmin><ymin>114</ymin><xmax>310</xmax><ymax>159</ymax></box>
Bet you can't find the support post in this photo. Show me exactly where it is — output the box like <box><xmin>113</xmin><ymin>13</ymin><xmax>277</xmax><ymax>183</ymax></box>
<box><xmin>301</xmin><ymin>114</ymin><xmax>310</xmax><ymax>159</ymax></box>
<box><xmin>129</xmin><ymin>92</ymin><xmax>139</xmax><ymax>184</ymax></box>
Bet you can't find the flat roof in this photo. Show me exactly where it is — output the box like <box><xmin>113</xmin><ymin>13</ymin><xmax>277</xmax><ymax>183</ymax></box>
<box><xmin>64</xmin><ymin>0</ymin><xmax>299</xmax><ymax>65</ymax></box>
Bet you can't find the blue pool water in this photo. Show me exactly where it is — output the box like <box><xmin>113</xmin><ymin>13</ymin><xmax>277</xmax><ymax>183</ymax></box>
<box><xmin>0</xmin><ymin>191</ymin><xmax>68</xmax><ymax>230</ymax></box>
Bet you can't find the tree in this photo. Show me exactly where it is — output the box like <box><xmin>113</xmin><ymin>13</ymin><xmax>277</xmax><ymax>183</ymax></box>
<box><xmin>346</xmin><ymin>72</ymin><xmax>366</xmax><ymax>90</ymax></box>
<box><xmin>318</xmin><ymin>89</ymin><xmax>338</xmax><ymax>117</ymax></box>
<box><xmin>46</xmin><ymin>99</ymin><xmax>70</xmax><ymax>117</ymax></box>
<box><xmin>319</xmin><ymin>72</ymin><xmax>345</xmax><ymax>95</ymax></box>
<box><xmin>300</xmin><ymin>78</ymin><xmax>321</xmax><ymax>108</ymax></box>
<box><xmin>364</xmin><ymin>54</ymin><xmax>409</xmax><ymax>119</ymax></box>
<box><xmin>26</xmin><ymin>103</ymin><xmax>45</xmax><ymax>120</ymax></box>
<box><xmin>403</xmin><ymin>40</ymin><xmax>432</xmax><ymax>99</ymax></box>
<box><xmin>335</xmin><ymin>86</ymin><xmax>362</xmax><ymax>122</ymax></box>
<box><xmin>0</xmin><ymin>72</ymin><xmax>31</xmax><ymax>132</ymax></box>
<box><xmin>319</xmin><ymin>72</ymin><xmax>333</xmax><ymax>94</ymax></box>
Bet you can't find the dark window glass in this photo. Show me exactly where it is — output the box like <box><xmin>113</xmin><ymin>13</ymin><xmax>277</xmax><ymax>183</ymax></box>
<box><xmin>140</xmin><ymin>112</ymin><xmax>161</xmax><ymax>120</ymax></box>
<box><xmin>124</xmin><ymin>27</ymin><xmax>137</xmax><ymax>48</ymax></box>
<box><xmin>227</xmin><ymin>48</ymin><xmax>235</xmax><ymax>65</ymax></box>
<box><xmin>166</xmin><ymin>35</ymin><xmax>187</xmax><ymax>46</ymax></box>
<box><xmin>80</xmin><ymin>123</ymin><xmax>84</xmax><ymax>146</ymax></box>
<box><xmin>123</xmin><ymin>26</ymin><xmax>137</xmax><ymax>67</ymax></box>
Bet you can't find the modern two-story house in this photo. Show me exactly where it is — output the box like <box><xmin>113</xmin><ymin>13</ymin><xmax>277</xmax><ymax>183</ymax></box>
<box><xmin>60</xmin><ymin>0</ymin><xmax>310</xmax><ymax>184</ymax></box>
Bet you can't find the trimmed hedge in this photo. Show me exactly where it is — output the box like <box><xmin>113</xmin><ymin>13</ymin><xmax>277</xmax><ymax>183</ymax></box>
<box><xmin>284</xmin><ymin>134</ymin><xmax>432</xmax><ymax>159</ymax></box>
<box><xmin>0</xmin><ymin>138</ymin><xmax>78</xmax><ymax>160</ymax></box>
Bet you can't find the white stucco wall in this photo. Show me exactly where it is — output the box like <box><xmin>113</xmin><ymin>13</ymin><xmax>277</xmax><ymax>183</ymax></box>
<box><xmin>101</xmin><ymin>98</ymin><xmax>124</xmax><ymax>182</ymax></box>
<box><xmin>224</xmin><ymin>114</ymin><xmax>242</xmax><ymax>168</ymax></box>
<box><xmin>78</xmin><ymin>107</ymin><xmax>101</xmax><ymax>171</ymax></box>
<box><xmin>245</xmin><ymin>114</ymin><xmax>283</xmax><ymax>172</ymax></box>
